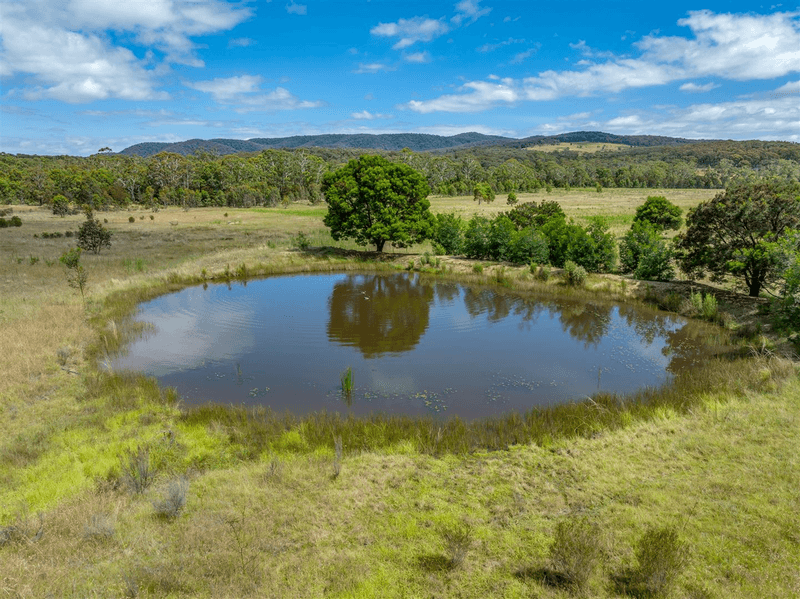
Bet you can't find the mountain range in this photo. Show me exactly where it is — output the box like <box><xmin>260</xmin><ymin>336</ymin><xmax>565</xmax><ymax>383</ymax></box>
<box><xmin>119</xmin><ymin>131</ymin><xmax>707</xmax><ymax>157</ymax></box>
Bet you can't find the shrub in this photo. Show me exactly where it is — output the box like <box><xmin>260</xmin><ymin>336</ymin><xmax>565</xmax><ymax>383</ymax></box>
<box><xmin>548</xmin><ymin>517</ymin><xmax>603</xmax><ymax>592</ymax></box>
<box><xmin>77</xmin><ymin>210</ymin><xmax>112</xmax><ymax>254</ymax></box>
<box><xmin>507</xmin><ymin>191</ymin><xmax>518</xmax><ymax>205</ymax></box>
<box><xmin>9</xmin><ymin>216</ymin><xmax>22</xmax><ymax>227</ymax></box>
<box><xmin>120</xmin><ymin>445</ymin><xmax>156</xmax><ymax>494</ymax></box>
<box><xmin>531</xmin><ymin>263</ymin><xmax>551</xmax><ymax>281</ymax></box>
<box><xmin>472</xmin><ymin>263</ymin><xmax>483</xmax><ymax>274</ymax></box>
<box><xmin>628</xmin><ymin>526</ymin><xmax>687</xmax><ymax>597</ymax></box>
<box><xmin>621</xmin><ymin>221</ymin><xmax>675</xmax><ymax>281</ymax></box>
<box><xmin>690</xmin><ymin>290</ymin><xmax>718</xmax><ymax>321</ymax></box>
<box><xmin>463</xmin><ymin>215</ymin><xmax>492</xmax><ymax>259</ymax></box>
<box><xmin>564</xmin><ymin>260</ymin><xmax>587</xmax><ymax>287</ymax></box>
<box><xmin>635</xmin><ymin>241</ymin><xmax>675</xmax><ymax>281</ymax></box>
<box><xmin>152</xmin><ymin>477</ymin><xmax>189</xmax><ymax>519</ymax></box>
<box><xmin>634</xmin><ymin>196</ymin><xmax>683</xmax><ymax>231</ymax></box>
<box><xmin>433</xmin><ymin>212</ymin><xmax>465</xmax><ymax>255</ymax></box>
<box><xmin>128</xmin><ymin>216</ymin><xmax>135</xmax><ymax>223</ymax></box>
<box><xmin>441</xmin><ymin>522</ymin><xmax>473</xmax><ymax>569</ymax></box>
<box><xmin>59</xmin><ymin>247</ymin><xmax>82</xmax><ymax>269</ymax></box>
<box><xmin>0</xmin><ymin>218</ymin><xmax>7</xmax><ymax>228</ymax></box>
<box><xmin>52</xmin><ymin>194</ymin><xmax>69</xmax><ymax>217</ymax></box>
<box><xmin>291</xmin><ymin>230</ymin><xmax>311</xmax><ymax>250</ymax></box>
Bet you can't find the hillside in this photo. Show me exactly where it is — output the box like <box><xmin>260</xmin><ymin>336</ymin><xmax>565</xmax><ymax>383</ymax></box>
<box><xmin>118</xmin><ymin>131</ymin><xmax>709</xmax><ymax>157</ymax></box>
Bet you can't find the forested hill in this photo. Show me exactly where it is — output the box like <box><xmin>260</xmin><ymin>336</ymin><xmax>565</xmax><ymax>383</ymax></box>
<box><xmin>119</xmin><ymin>131</ymin><xmax>706</xmax><ymax>157</ymax></box>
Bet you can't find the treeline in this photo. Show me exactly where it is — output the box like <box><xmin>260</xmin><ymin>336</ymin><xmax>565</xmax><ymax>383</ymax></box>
<box><xmin>0</xmin><ymin>140</ymin><xmax>798</xmax><ymax>209</ymax></box>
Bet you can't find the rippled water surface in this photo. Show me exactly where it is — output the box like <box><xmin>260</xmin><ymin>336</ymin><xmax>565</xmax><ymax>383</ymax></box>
<box><xmin>112</xmin><ymin>272</ymin><xmax>714</xmax><ymax>418</ymax></box>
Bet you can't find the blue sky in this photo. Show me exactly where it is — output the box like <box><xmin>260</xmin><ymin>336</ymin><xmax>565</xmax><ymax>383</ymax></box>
<box><xmin>1</xmin><ymin>0</ymin><xmax>799</xmax><ymax>155</ymax></box>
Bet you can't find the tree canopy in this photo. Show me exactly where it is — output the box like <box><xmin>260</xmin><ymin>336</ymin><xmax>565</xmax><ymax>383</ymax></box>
<box><xmin>633</xmin><ymin>196</ymin><xmax>682</xmax><ymax>231</ymax></box>
<box><xmin>675</xmin><ymin>181</ymin><xmax>800</xmax><ymax>296</ymax></box>
<box><xmin>321</xmin><ymin>155</ymin><xmax>434</xmax><ymax>252</ymax></box>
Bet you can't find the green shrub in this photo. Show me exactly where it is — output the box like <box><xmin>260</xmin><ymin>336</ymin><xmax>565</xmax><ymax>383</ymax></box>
<box><xmin>548</xmin><ymin>517</ymin><xmax>603</xmax><ymax>592</ymax></box>
<box><xmin>52</xmin><ymin>195</ymin><xmax>69</xmax><ymax>217</ymax></box>
<box><xmin>690</xmin><ymin>290</ymin><xmax>718</xmax><ymax>321</ymax></box>
<box><xmin>120</xmin><ymin>445</ymin><xmax>156</xmax><ymax>495</ymax></box>
<box><xmin>564</xmin><ymin>260</ymin><xmax>587</xmax><ymax>287</ymax></box>
<box><xmin>628</xmin><ymin>526</ymin><xmax>687</xmax><ymax>597</ymax></box>
<box><xmin>433</xmin><ymin>212</ymin><xmax>465</xmax><ymax>255</ymax></box>
<box><xmin>291</xmin><ymin>230</ymin><xmax>311</xmax><ymax>250</ymax></box>
<box><xmin>0</xmin><ymin>218</ymin><xmax>7</xmax><ymax>228</ymax></box>
<box><xmin>621</xmin><ymin>221</ymin><xmax>675</xmax><ymax>281</ymax></box>
<box><xmin>77</xmin><ymin>210</ymin><xmax>112</xmax><ymax>254</ymax></box>
<box><xmin>441</xmin><ymin>522</ymin><xmax>473</xmax><ymax>569</ymax></box>
<box><xmin>128</xmin><ymin>216</ymin><xmax>135</xmax><ymax>223</ymax></box>
<box><xmin>634</xmin><ymin>196</ymin><xmax>683</xmax><ymax>231</ymax></box>
<box><xmin>507</xmin><ymin>191</ymin><xmax>518</xmax><ymax>205</ymax></box>
<box><xmin>9</xmin><ymin>216</ymin><xmax>22</xmax><ymax>227</ymax></box>
<box><xmin>463</xmin><ymin>215</ymin><xmax>492</xmax><ymax>259</ymax></box>
<box><xmin>472</xmin><ymin>263</ymin><xmax>484</xmax><ymax>274</ymax></box>
<box><xmin>531</xmin><ymin>263</ymin><xmax>551</xmax><ymax>281</ymax></box>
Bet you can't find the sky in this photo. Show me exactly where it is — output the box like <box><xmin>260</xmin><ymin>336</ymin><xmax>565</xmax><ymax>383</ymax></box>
<box><xmin>1</xmin><ymin>0</ymin><xmax>799</xmax><ymax>156</ymax></box>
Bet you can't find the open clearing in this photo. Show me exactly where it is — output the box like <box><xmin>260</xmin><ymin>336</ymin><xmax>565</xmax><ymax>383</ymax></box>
<box><xmin>1</xmin><ymin>189</ymin><xmax>797</xmax><ymax>598</ymax></box>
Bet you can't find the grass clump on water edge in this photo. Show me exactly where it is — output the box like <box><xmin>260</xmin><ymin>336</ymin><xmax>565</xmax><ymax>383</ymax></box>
<box><xmin>178</xmin><ymin>354</ymin><xmax>796</xmax><ymax>458</ymax></box>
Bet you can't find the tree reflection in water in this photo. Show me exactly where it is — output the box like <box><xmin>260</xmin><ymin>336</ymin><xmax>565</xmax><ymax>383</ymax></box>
<box><xmin>327</xmin><ymin>273</ymin><xmax>434</xmax><ymax>358</ymax></box>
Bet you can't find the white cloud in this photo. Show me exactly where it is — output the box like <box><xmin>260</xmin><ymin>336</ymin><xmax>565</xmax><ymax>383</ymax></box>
<box><xmin>187</xmin><ymin>76</ymin><xmax>323</xmax><ymax>112</ymax></box>
<box><xmin>404</xmin><ymin>80</ymin><xmax>518</xmax><ymax>113</ymax></box>
<box><xmin>538</xmin><ymin>81</ymin><xmax>800</xmax><ymax>141</ymax></box>
<box><xmin>285</xmin><ymin>2</ymin><xmax>307</xmax><ymax>15</ymax></box>
<box><xmin>679</xmin><ymin>82</ymin><xmax>720</xmax><ymax>93</ymax></box>
<box><xmin>404</xmin><ymin>51</ymin><xmax>431</xmax><ymax>63</ymax></box>
<box><xmin>0</xmin><ymin>0</ymin><xmax>251</xmax><ymax>102</ymax></box>
<box><xmin>403</xmin><ymin>10</ymin><xmax>800</xmax><ymax>112</ymax></box>
<box><xmin>451</xmin><ymin>0</ymin><xmax>491</xmax><ymax>26</ymax></box>
<box><xmin>353</xmin><ymin>63</ymin><xmax>396</xmax><ymax>74</ymax></box>
<box><xmin>371</xmin><ymin>17</ymin><xmax>450</xmax><ymax>49</ymax></box>
<box><xmin>1</xmin><ymin>23</ymin><xmax>167</xmax><ymax>102</ymax></box>
<box><xmin>350</xmin><ymin>110</ymin><xmax>392</xmax><ymax>120</ymax></box>
<box><xmin>638</xmin><ymin>10</ymin><xmax>800</xmax><ymax>81</ymax></box>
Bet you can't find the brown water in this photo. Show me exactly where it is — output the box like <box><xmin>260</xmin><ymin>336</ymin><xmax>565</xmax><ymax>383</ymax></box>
<box><xmin>112</xmin><ymin>272</ymin><xmax>716</xmax><ymax>419</ymax></box>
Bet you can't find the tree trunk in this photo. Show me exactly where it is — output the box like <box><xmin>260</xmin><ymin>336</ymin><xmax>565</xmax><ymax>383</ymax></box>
<box><xmin>376</xmin><ymin>240</ymin><xmax>385</xmax><ymax>252</ymax></box>
<box><xmin>748</xmin><ymin>279</ymin><xmax>761</xmax><ymax>297</ymax></box>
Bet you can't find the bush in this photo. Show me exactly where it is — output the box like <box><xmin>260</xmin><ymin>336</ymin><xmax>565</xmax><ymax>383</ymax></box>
<box><xmin>0</xmin><ymin>218</ymin><xmax>7</xmax><ymax>228</ymax></box>
<box><xmin>52</xmin><ymin>195</ymin><xmax>70</xmax><ymax>217</ymax></box>
<box><xmin>9</xmin><ymin>216</ymin><xmax>22</xmax><ymax>227</ymax></box>
<box><xmin>441</xmin><ymin>522</ymin><xmax>473</xmax><ymax>569</ymax></box>
<box><xmin>634</xmin><ymin>196</ymin><xmax>683</xmax><ymax>231</ymax></box>
<box><xmin>507</xmin><ymin>191</ymin><xmax>518</xmax><ymax>205</ymax></box>
<box><xmin>77</xmin><ymin>210</ymin><xmax>112</xmax><ymax>254</ymax></box>
<box><xmin>291</xmin><ymin>230</ymin><xmax>311</xmax><ymax>250</ymax></box>
<box><xmin>120</xmin><ymin>445</ymin><xmax>156</xmax><ymax>494</ymax></box>
<box><xmin>509</xmin><ymin>227</ymin><xmax>549</xmax><ymax>265</ymax></box>
<box><xmin>463</xmin><ymin>215</ymin><xmax>492</xmax><ymax>259</ymax></box>
<box><xmin>433</xmin><ymin>212</ymin><xmax>465</xmax><ymax>255</ymax></box>
<box><xmin>531</xmin><ymin>263</ymin><xmax>551</xmax><ymax>281</ymax></box>
<box><xmin>548</xmin><ymin>517</ymin><xmax>603</xmax><ymax>592</ymax></box>
<box><xmin>152</xmin><ymin>477</ymin><xmax>189</xmax><ymax>519</ymax></box>
<box><xmin>564</xmin><ymin>260</ymin><xmax>587</xmax><ymax>286</ymax></box>
<box><xmin>628</xmin><ymin>526</ymin><xmax>687</xmax><ymax>597</ymax></box>
<box><xmin>621</xmin><ymin>221</ymin><xmax>675</xmax><ymax>281</ymax></box>
<box><xmin>690</xmin><ymin>290</ymin><xmax>718</xmax><ymax>321</ymax></box>
<box><xmin>128</xmin><ymin>216</ymin><xmax>135</xmax><ymax>223</ymax></box>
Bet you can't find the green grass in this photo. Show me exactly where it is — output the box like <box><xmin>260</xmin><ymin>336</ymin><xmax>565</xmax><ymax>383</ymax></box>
<box><xmin>1</xmin><ymin>199</ymin><xmax>798</xmax><ymax>597</ymax></box>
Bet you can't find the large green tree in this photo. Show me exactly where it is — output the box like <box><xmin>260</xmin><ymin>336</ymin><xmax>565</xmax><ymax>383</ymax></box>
<box><xmin>322</xmin><ymin>155</ymin><xmax>434</xmax><ymax>252</ymax></box>
<box><xmin>675</xmin><ymin>181</ymin><xmax>800</xmax><ymax>296</ymax></box>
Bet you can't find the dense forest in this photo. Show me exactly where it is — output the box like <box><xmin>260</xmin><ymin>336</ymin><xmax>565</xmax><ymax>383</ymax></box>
<box><xmin>1</xmin><ymin>136</ymin><xmax>798</xmax><ymax>210</ymax></box>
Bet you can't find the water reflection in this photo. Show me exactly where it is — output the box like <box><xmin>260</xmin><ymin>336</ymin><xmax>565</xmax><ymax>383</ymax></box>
<box><xmin>327</xmin><ymin>274</ymin><xmax>434</xmax><ymax>358</ymax></box>
<box><xmin>112</xmin><ymin>272</ymin><xmax>722</xmax><ymax>419</ymax></box>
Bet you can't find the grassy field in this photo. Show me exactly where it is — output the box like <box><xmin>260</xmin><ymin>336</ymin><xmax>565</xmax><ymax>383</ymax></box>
<box><xmin>1</xmin><ymin>190</ymin><xmax>797</xmax><ymax>598</ymax></box>
<box><xmin>525</xmin><ymin>142</ymin><xmax>633</xmax><ymax>154</ymax></box>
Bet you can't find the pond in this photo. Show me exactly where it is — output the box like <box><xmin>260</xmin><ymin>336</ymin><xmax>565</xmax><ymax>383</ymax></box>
<box><xmin>112</xmin><ymin>272</ymin><xmax>716</xmax><ymax>419</ymax></box>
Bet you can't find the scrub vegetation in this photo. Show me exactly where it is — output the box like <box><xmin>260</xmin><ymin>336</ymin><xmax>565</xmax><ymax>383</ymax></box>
<box><xmin>1</xmin><ymin>188</ymin><xmax>798</xmax><ymax>598</ymax></box>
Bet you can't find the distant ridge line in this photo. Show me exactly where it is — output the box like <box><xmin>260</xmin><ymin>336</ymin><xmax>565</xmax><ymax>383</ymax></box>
<box><xmin>119</xmin><ymin>131</ymin><xmax>709</xmax><ymax>157</ymax></box>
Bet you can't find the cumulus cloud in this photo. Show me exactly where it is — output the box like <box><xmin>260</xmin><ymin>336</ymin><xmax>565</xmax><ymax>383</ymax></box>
<box><xmin>371</xmin><ymin>17</ymin><xmax>449</xmax><ymax>49</ymax></box>
<box><xmin>0</xmin><ymin>0</ymin><xmax>251</xmax><ymax>102</ymax></box>
<box><xmin>403</xmin><ymin>10</ymin><xmax>800</xmax><ymax>113</ymax></box>
<box><xmin>187</xmin><ymin>75</ymin><xmax>323</xmax><ymax>112</ymax></box>
<box><xmin>537</xmin><ymin>81</ymin><xmax>800</xmax><ymax>141</ymax></box>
